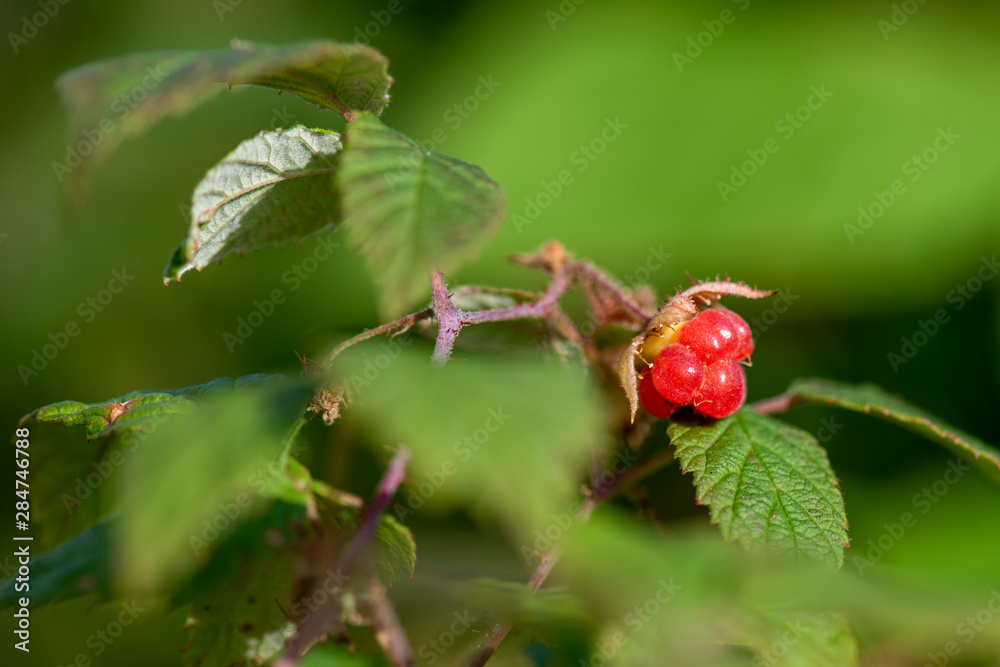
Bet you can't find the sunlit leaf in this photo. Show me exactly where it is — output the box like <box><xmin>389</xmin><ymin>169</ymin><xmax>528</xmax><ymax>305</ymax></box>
<box><xmin>333</xmin><ymin>344</ymin><xmax>602</xmax><ymax>537</ymax></box>
<box><xmin>165</xmin><ymin>126</ymin><xmax>342</xmax><ymax>282</ymax></box>
<box><xmin>182</xmin><ymin>546</ymin><xmax>297</xmax><ymax>667</ymax></box>
<box><xmin>338</xmin><ymin>113</ymin><xmax>505</xmax><ymax>317</ymax></box>
<box><xmin>0</xmin><ymin>521</ymin><xmax>113</xmax><ymax>609</ymax></box>
<box><xmin>786</xmin><ymin>379</ymin><xmax>1000</xmax><ymax>482</ymax></box>
<box><xmin>17</xmin><ymin>374</ymin><xmax>284</xmax><ymax>549</ymax></box>
<box><xmin>118</xmin><ymin>379</ymin><xmax>309</xmax><ymax>591</ymax></box>
<box><xmin>669</xmin><ymin>409</ymin><xmax>849</xmax><ymax>569</ymax></box>
<box><xmin>56</xmin><ymin>40</ymin><xmax>391</xmax><ymax>198</ymax></box>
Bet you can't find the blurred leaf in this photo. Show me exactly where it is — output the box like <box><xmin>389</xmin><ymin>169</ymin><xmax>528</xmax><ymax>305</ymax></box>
<box><xmin>171</xmin><ymin>500</ymin><xmax>311</xmax><ymax>610</ymax></box>
<box><xmin>561</xmin><ymin>510</ymin><xmax>1000</xmax><ymax>665</ymax></box>
<box><xmin>261</xmin><ymin>458</ymin><xmax>362</xmax><ymax>510</ymax></box>
<box><xmin>182</xmin><ymin>547</ymin><xmax>297</xmax><ymax>667</ymax></box>
<box><xmin>119</xmin><ymin>379</ymin><xmax>309</xmax><ymax>592</ymax></box>
<box><xmin>17</xmin><ymin>374</ymin><xmax>285</xmax><ymax>548</ymax></box>
<box><xmin>18</xmin><ymin>373</ymin><xmax>284</xmax><ymax>439</ymax></box>
<box><xmin>165</xmin><ymin>126</ymin><xmax>342</xmax><ymax>283</ymax></box>
<box><xmin>559</xmin><ymin>510</ymin><xmax>753</xmax><ymax>665</ymax></box>
<box><xmin>20</xmin><ymin>392</ymin><xmax>191</xmax><ymax>441</ymax></box>
<box><xmin>374</xmin><ymin>514</ymin><xmax>416</xmax><ymax>588</ymax></box>
<box><xmin>668</xmin><ymin>409</ymin><xmax>848</xmax><ymax>569</ymax></box>
<box><xmin>296</xmin><ymin>644</ymin><xmax>390</xmax><ymax>667</ymax></box>
<box><xmin>175</xmin><ymin>373</ymin><xmax>288</xmax><ymax>398</ymax></box>
<box><xmin>729</xmin><ymin>609</ymin><xmax>858</xmax><ymax>667</ymax></box>
<box><xmin>56</xmin><ymin>40</ymin><xmax>391</xmax><ymax>198</ymax></box>
<box><xmin>307</xmin><ymin>498</ymin><xmax>416</xmax><ymax>590</ymax></box>
<box><xmin>786</xmin><ymin>379</ymin><xmax>1000</xmax><ymax>482</ymax></box>
<box><xmin>333</xmin><ymin>344</ymin><xmax>603</xmax><ymax>537</ymax></box>
<box><xmin>0</xmin><ymin>521</ymin><xmax>112</xmax><ymax>609</ymax></box>
<box><xmin>457</xmin><ymin>578</ymin><xmax>594</xmax><ymax>664</ymax></box>
<box><xmin>338</xmin><ymin>113</ymin><xmax>505</xmax><ymax>317</ymax></box>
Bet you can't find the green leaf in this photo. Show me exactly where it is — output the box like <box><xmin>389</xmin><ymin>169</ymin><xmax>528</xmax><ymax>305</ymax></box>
<box><xmin>17</xmin><ymin>374</ymin><xmax>285</xmax><ymax>548</ymax></box>
<box><xmin>308</xmin><ymin>499</ymin><xmax>416</xmax><ymax>590</ymax></box>
<box><xmin>255</xmin><ymin>461</ymin><xmax>415</xmax><ymax>587</ymax></box>
<box><xmin>668</xmin><ymin>409</ymin><xmax>849</xmax><ymax>569</ymax></box>
<box><xmin>732</xmin><ymin>610</ymin><xmax>858</xmax><ymax>667</ymax></box>
<box><xmin>165</xmin><ymin>126</ymin><xmax>343</xmax><ymax>282</ymax></box>
<box><xmin>786</xmin><ymin>379</ymin><xmax>1000</xmax><ymax>482</ymax></box>
<box><xmin>21</xmin><ymin>392</ymin><xmax>190</xmax><ymax>441</ymax></box>
<box><xmin>18</xmin><ymin>373</ymin><xmax>284</xmax><ymax>439</ymax></box>
<box><xmin>56</xmin><ymin>40</ymin><xmax>391</xmax><ymax>198</ymax></box>
<box><xmin>338</xmin><ymin>113</ymin><xmax>505</xmax><ymax>317</ymax></box>
<box><xmin>0</xmin><ymin>521</ymin><xmax>113</xmax><ymax>609</ymax></box>
<box><xmin>374</xmin><ymin>515</ymin><xmax>416</xmax><ymax>588</ymax></box>
<box><xmin>333</xmin><ymin>344</ymin><xmax>602</xmax><ymax>538</ymax></box>
<box><xmin>297</xmin><ymin>644</ymin><xmax>391</xmax><ymax>667</ymax></box>
<box><xmin>182</xmin><ymin>546</ymin><xmax>298</xmax><ymax>667</ymax></box>
<box><xmin>119</xmin><ymin>379</ymin><xmax>309</xmax><ymax>592</ymax></box>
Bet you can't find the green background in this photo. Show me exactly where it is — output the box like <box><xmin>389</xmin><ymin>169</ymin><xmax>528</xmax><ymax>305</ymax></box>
<box><xmin>2</xmin><ymin>0</ymin><xmax>999</xmax><ymax>665</ymax></box>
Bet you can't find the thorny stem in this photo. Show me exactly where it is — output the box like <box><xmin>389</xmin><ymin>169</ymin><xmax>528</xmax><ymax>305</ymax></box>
<box><xmin>430</xmin><ymin>267</ymin><xmax>577</xmax><ymax>364</ymax></box>
<box><xmin>465</xmin><ymin>550</ymin><xmax>560</xmax><ymax>667</ymax></box>
<box><xmin>574</xmin><ymin>261</ymin><xmax>654</xmax><ymax>323</ymax></box>
<box><xmin>547</xmin><ymin>305</ymin><xmax>601</xmax><ymax>362</ymax></box>
<box><xmin>338</xmin><ymin>448</ymin><xmax>410</xmax><ymax>573</ymax></box>
<box><xmin>464</xmin><ymin>446</ymin><xmax>677</xmax><ymax>667</ymax></box>
<box><xmin>319</xmin><ymin>245</ymin><xmax>653</xmax><ymax>376</ymax></box>
<box><xmin>367</xmin><ymin>572</ymin><xmax>416</xmax><ymax>667</ymax></box>
<box><xmin>278</xmin><ymin>448</ymin><xmax>411</xmax><ymax>667</ymax></box>
<box><xmin>323</xmin><ymin>309</ymin><xmax>433</xmax><ymax>368</ymax></box>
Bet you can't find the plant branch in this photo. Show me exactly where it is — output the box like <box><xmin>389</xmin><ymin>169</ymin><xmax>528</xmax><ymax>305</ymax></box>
<box><xmin>430</xmin><ymin>270</ymin><xmax>463</xmax><ymax>364</ymax></box>
<box><xmin>322</xmin><ymin>310</ymin><xmax>432</xmax><ymax>368</ymax></box>
<box><xmin>587</xmin><ymin>446</ymin><xmax>675</xmax><ymax>510</ymax></box>
<box><xmin>463</xmin><ymin>445</ymin><xmax>677</xmax><ymax>667</ymax></box>
<box><xmin>430</xmin><ymin>267</ymin><xmax>575</xmax><ymax>364</ymax></box>
<box><xmin>278</xmin><ymin>448</ymin><xmax>411</xmax><ymax>666</ymax></box>
<box><xmin>366</xmin><ymin>571</ymin><xmax>415</xmax><ymax>667</ymax></box>
<box><xmin>573</xmin><ymin>261</ymin><xmax>653</xmax><ymax>324</ymax></box>
<box><xmin>338</xmin><ymin>447</ymin><xmax>410</xmax><ymax>573</ymax></box>
<box><xmin>465</xmin><ymin>550</ymin><xmax>561</xmax><ymax>667</ymax></box>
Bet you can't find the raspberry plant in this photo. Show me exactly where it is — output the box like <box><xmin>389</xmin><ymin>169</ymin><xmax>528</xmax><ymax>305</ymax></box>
<box><xmin>6</xmin><ymin>39</ymin><xmax>1000</xmax><ymax>667</ymax></box>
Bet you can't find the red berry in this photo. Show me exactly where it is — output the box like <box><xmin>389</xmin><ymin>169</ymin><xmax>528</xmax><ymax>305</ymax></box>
<box><xmin>679</xmin><ymin>309</ymin><xmax>739</xmax><ymax>364</ymax></box>
<box><xmin>638</xmin><ymin>372</ymin><xmax>677</xmax><ymax>419</ymax></box>
<box><xmin>651</xmin><ymin>343</ymin><xmax>705</xmax><ymax>405</ymax></box>
<box><xmin>716</xmin><ymin>308</ymin><xmax>754</xmax><ymax>362</ymax></box>
<box><xmin>693</xmin><ymin>360</ymin><xmax>746</xmax><ymax>418</ymax></box>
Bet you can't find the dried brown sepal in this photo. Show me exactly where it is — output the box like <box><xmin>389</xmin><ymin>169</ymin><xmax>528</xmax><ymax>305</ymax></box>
<box><xmin>506</xmin><ymin>239</ymin><xmax>568</xmax><ymax>274</ymax></box>
<box><xmin>308</xmin><ymin>382</ymin><xmax>349</xmax><ymax>426</ymax></box>
<box><xmin>678</xmin><ymin>279</ymin><xmax>778</xmax><ymax>307</ymax></box>
<box><xmin>619</xmin><ymin>336</ymin><xmax>643</xmax><ymax>423</ymax></box>
<box><xmin>299</xmin><ymin>353</ymin><xmax>351</xmax><ymax>425</ymax></box>
<box><xmin>619</xmin><ymin>279</ymin><xmax>777</xmax><ymax>422</ymax></box>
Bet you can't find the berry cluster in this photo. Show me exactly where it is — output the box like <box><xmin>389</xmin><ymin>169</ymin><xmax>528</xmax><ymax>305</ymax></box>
<box><xmin>638</xmin><ymin>308</ymin><xmax>752</xmax><ymax>419</ymax></box>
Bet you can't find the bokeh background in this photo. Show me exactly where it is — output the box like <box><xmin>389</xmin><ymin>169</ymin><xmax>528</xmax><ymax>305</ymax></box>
<box><xmin>2</xmin><ymin>0</ymin><xmax>1000</xmax><ymax>665</ymax></box>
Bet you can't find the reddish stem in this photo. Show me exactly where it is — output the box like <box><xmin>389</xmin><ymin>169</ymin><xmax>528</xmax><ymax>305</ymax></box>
<box><xmin>430</xmin><ymin>268</ymin><xmax>575</xmax><ymax>364</ymax></box>
<box><xmin>462</xmin><ymin>446</ymin><xmax>676</xmax><ymax>667</ymax></box>
<box><xmin>573</xmin><ymin>261</ymin><xmax>653</xmax><ymax>323</ymax></box>
<box><xmin>278</xmin><ymin>448</ymin><xmax>411</xmax><ymax>666</ymax></box>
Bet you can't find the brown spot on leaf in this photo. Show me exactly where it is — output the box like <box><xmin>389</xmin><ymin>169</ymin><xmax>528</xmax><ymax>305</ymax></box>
<box><xmin>104</xmin><ymin>400</ymin><xmax>132</xmax><ymax>425</ymax></box>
